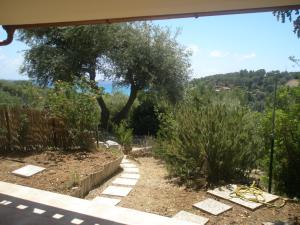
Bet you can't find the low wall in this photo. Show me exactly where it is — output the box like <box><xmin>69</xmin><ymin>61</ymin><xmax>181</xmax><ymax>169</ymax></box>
<box><xmin>71</xmin><ymin>155</ymin><xmax>123</xmax><ymax>198</ymax></box>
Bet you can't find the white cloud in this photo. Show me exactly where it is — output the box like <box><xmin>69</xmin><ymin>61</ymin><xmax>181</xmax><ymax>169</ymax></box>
<box><xmin>209</xmin><ymin>50</ymin><xmax>230</xmax><ymax>58</ymax></box>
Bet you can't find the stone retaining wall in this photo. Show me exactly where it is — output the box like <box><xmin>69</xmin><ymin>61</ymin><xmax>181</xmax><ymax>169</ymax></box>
<box><xmin>71</xmin><ymin>155</ymin><xmax>123</xmax><ymax>198</ymax></box>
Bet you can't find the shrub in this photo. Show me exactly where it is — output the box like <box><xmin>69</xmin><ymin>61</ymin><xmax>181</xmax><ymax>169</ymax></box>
<box><xmin>47</xmin><ymin>79</ymin><xmax>100</xmax><ymax>149</ymax></box>
<box><xmin>130</xmin><ymin>99</ymin><xmax>160</xmax><ymax>136</ymax></box>
<box><xmin>157</xmin><ymin>91</ymin><xmax>263</xmax><ymax>184</ymax></box>
<box><xmin>262</xmin><ymin>86</ymin><xmax>300</xmax><ymax>197</ymax></box>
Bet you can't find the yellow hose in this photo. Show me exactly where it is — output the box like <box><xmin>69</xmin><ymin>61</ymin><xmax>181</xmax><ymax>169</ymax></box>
<box><xmin>229</xmin><ymin>182</ymin><xmax>285</xmax><ymax>208</ymax></box>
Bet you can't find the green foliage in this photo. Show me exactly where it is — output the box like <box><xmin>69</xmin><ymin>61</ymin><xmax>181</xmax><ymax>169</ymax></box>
<box><xmin>130</xmin><ymin>97</ymin><xmax>160</xmax><ymax>136</ymax></box>
<box><xmin>192</xmin><ymin>70</ymin><xmax>300</xmax><ymax>111</ymax></box>
<box><xmin>0</xmin><ymin>80</ymin><xmax>47</xmax><ymax>108</ymax></box>
<box><xmin>262</xmin><ymin>86</ymin><xmax>300</xmax><ymax>197</ymax></box>
<box><xmin>103</xmin><ymin>92</ymin><xmax>138</xmax><ymax>119</ymax></box>
<box><xmin>19</xmin><ymin>22</ymin><xmax>190</xmax><ymax>128</ymax></box>
<box><xmin>114</xmin><ymin>121</ymin><xmax>133</xmax><ymax>151</ymax></box>
<box><xmin>273</xmin><ymin>10</ymin><xmax>300</xmax><ymax>38</ymax></box>
<box><xmin>47</xmin><ymin>79</ymin><xmax>100</xmax><ymax>149</ymax></box>
<box><xmin>157</xmin><ymin>89</ymin><xmax>263</xmax><ymax>184</ymax></box>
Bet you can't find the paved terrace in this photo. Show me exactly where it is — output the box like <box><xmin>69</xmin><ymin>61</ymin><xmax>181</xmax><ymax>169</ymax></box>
<box><xmin>0</xmin><ymin>181</ymin><xmax>197</xmax><ymax>225</ymax></box>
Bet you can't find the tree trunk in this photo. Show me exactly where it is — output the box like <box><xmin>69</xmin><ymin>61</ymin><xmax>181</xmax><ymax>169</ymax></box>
<box><xmin>89</xmin><ymin>66</ymin><xmax>110</xmax><ymax>130</ymax></box>
<box><xmin>113</xmin><ymin>85</ymin><xmax>138</xmax><ymax>125</ymax></box>
<box><xmin>97</xmin><ymin>96</ymin><xmax>110</xmax><ymax>130</ymax></box>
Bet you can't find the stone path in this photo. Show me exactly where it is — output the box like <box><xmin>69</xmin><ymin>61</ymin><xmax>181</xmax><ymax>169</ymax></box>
<box><xmin>93</xmin><ymin>157</ymin><xmax>140</xmax><ymax>206</ymax></box>
<box><xmin>92</xmin><ymin>196</ymin><xmax>121</xmax><ymax>206</ymax></box>
<box><xmin>172</xmin><ymin>211</ymin><xmax>209</xmax><ymax>225</ymax></box>
<box><xmin>0</xmin><ymin>181</ymin><xmax>199</xmax><ymax>225</ymax></box>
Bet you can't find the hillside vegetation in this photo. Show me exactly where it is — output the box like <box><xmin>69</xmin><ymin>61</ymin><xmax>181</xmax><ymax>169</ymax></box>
<box><xmin>192</xmin><ymin>70</ymin><xmax>300</xmax><ymax>111</ymax></box>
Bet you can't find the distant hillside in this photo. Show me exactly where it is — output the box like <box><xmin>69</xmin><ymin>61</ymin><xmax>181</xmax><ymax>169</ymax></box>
<box><xmin>0</xmin><ymin>80</ymin><xmax>47</xmax><ymax>108</ymax></box>
<box><xmin>192</xmin><ymin>69</ymin><xmax>300</xmax><ymax>111</ymax></box>
<box><xmin>194</xmin><ymin>69</ymin><xmax>300</xmax><ymax>92</ymax></box>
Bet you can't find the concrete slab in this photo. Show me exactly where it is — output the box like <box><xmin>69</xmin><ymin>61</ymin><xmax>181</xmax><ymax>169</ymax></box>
<box><xmin>0</xmin><ymin>181</ymin><xmax>202</xmax><ymax>225</ymax></box>
<box><xmin>12</xmin><ymin>165</ymin><xmax>45</xmax><ymax>178</ymax></box>
<box><xmin>121</xmin><ymin>163</ymin><xmax>137</xmax><ymax>168</ymax></box>
<box><xmin>106</xmin><ymin>140</ymin><xmax>120</xmax><ymax>147</ymax></box>
<box><xmin>123</xmin><ymin>168</ymin><xmax>139</xmax><ymax>173</ymax></box>
<box><xmin>207</xmin><ymin>184</ymin><xmax>279</xmax><ymax>210</ymax></box>
<box><xmin>102</xmin><ymin>186</ymin><xmax>132</xmax><ymax>197</ymax></box>
<box><xmin>92</xmin><ymin>197</ymin><xmax>121</xmax><ymax>206</ymax></box>
<box><xmin>172</xmin><ymin>211</ymin><xmax>209</xmax><ymax>225</ymax></box>
<box><xmin>121</xmin><ymin>159</ymin><xmax>130</xmax><ymax>163</ymax></box>
<box><xmin>121</xmin><ymin>173</ymin><xmax>140</xmax><ymax>179</ymax></box>
<box><xmin>193</xmin><ymin>198</ymin><xmax>232</xmax><ymax>215</ymax></box>
<box><xmin>112</xmin><ymin>178</ymin><xmax>137</xmax><ymax>186</ymax></box>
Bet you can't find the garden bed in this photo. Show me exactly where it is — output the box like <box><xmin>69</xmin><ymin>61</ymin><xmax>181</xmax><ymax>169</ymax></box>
<box><xmin>0</xmin><ymin>149</ymin><xmax>122</xmax><ymax>196</ymax></box>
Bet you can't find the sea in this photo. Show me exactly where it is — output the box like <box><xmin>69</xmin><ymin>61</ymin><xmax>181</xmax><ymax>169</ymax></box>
<box><xmin>98</xmin><ymin>80</ymin><xmax>130</xmax><ymax>95</ymax></box>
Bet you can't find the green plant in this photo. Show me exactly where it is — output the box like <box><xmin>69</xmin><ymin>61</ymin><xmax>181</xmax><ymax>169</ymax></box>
<box><xmin>262</xmin><ymin>86</ymin><xmax>300</xmax><ymax>197</ymax></box>
<box><xmin>157</xmin><ymin>90</ymin><xmax>263</xmax><ymax>185</ymax></box>
<box><xmin>47</xmin><ymin>79</ymin><xmax>100</xmax><ymax>150</ymax></box>
<box><xmin>114</xmin><ymin>121</ymin><xmax>133</xmax><ymax>153</ymax></box>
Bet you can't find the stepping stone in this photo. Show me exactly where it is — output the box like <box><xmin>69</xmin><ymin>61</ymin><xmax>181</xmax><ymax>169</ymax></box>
<box><xmin>121</xmin><ymin>173</ymin><xmax>140</xmax><ymax>179</ymax></box>
<box><xmin>102</xmin><ymin>186</ymin><xmax>132</xmax><ymax>197</ymax></box>
<box><xmin>123</xmin><ymin>167</ymin><xmax>139</xmax><ymax>173</ymax></box>
<box><xmin>173</xmin><ymin>211</ymin><xmax>209</xmax><ymax>225</ymax></box>
<box><xmin>106</xmin><ymin>140</ymin><xmax>120</xmax><ymax>147</ymax></box>
<box><xmin>207</xmin><ymin>184</ymin><xmax>279</xmax><ymax>210</ymax></box>
<box><xmin>92</xmin><ymin>196</ymin><xmax>121</xmax><ymax>206</ymax></box>
<box><xmin>121</xmin><ymin>159</ymin><xmax>130</xmax><ymax>163</ymax></box>
<box><xmin>193</xmin><ymin>198</ymin><xmax>232</xmax><ymax>215</ymax></box>
<box><xmin>112</xmin><ymin>178</ymin><xmax>138</xmax><ymax>186</ymax></box>
<box><xmin>121</xmin><ymin>163</ymin><xmax>137</xmax><ymax>168</ymax></box>
<box><xmin>12</xmin><ymin>165</ymin><xmax>45</xmax><ymax>178</ymax></box>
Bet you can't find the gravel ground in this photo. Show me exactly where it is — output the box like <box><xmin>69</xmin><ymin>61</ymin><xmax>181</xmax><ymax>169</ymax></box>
<box><xmin>86</xmin><ymin>157</ymin><xmax>300</xmax><ymax>225</ymax></box>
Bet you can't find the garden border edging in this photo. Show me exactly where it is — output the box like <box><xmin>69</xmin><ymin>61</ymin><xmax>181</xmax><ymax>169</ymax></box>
<box><xmin>71</xmin><ymin>154</ymin><xmax>123</xmax><ymax>198</ymax></box>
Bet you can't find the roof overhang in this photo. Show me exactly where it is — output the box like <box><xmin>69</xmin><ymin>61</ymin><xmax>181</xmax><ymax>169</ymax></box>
<box><xmin>1</xmin><ymin>0</ymin><xmax>300</xmax><ymax>28</ymax></box>
<box><xmin>1</xmin><ymin>0</ymin><xmax>300</xmax><ymax>46</ymax></box>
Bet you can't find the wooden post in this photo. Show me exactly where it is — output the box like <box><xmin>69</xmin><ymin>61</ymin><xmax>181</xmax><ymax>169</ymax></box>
<box><xmin>52</xmin><ymin>118</ymin><xmax>57</xmax><ymax>148</ymax></box>
<box><xmin>4</xmin><ymin>107</ymin><xmax>11</xmax><ymax>151</ymax></box>
<box><xmin>96</xmin><ymin>125</ymin><xmax>99</xmax><ymax>148</ymax></box>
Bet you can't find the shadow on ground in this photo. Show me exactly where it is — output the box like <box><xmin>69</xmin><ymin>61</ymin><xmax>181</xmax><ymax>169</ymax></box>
<box><xmin>0</xmin><ymin>193</ymin><xmax>124</xmax><ymax>225</ymax></box>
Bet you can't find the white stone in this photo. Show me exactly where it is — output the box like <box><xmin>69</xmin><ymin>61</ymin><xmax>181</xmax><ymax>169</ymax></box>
<box><xmin>207</xmin><ymin>184</ymin><xmax>279</xmax><ymax>210</ymax></box>
<box><xmin>121</xmin><ymin>163</ymin><xmax>137</xmax><ymax>168</ymax></box>
<box><xmin>122</xmin><ymin>159</ymin><xmax>130</xmax><ymax>163</ymax></box>
<box><xmin>193</xmin><ymin>198</ymin><xmax>232</xmax><ymax>215</ymax></box>
<box><xmin>33</xmin><ymin>208</ymin><xmax>46</xmax><ymax>214</ymax></box>
<box><xmin>53</xmin><ymin>213</ymin><xmax>64</xmax><ymax>219</ymax></box>
<box><xmin>0</xmin><ymin>200</ymin><xmax>12</xmax><ymax>205</ymax></box>
<box><xmin>71</xmin><ymin>218</ymin><xmax>84</xmax><ymax>224</ymax></box>
<box><xmin>132</xmin><ymin>146</ymin><xmax>152</xmax><ymax>152</ymax></box>
<box><xmin>102</xmin><ymin>186</ymin><xmax>132</xmax><ymax>197</ymax></box>
<box><xmin>16</xmin><ymin>204</ymin><xmax>28</xmax><ymax>210</ymax></box>
<box><xmin>123</xmin><ymin>167</ymin><xmax>139</xmax><ymax>173</ymax></box>
<box><xmin>121</xmin><ymin>173</ymin><xmax>140</xmax><ymax>179</ymax></box>
<box><xmin>12</xmin><ymin>165</ymin><xmax>45</xmax><ymax>178</ymax></box>
<box><xmin>106</xmin><ymin>140</ymin><xmax>120</xmax><ymax>147</ymax></box>
<box><xmin>112</xmin><ymin>178</ymin><xmax>138</xmax><ymax>186</ymax></box>
<box><xmin>172</xmin><ymin>211</ymin><xmax>209</xmax><ymax>225</ymax></box>
<box><xmin>92</xmin><ymin>196</ymin><xmax>121</xmax><ymax>206</ymax></box>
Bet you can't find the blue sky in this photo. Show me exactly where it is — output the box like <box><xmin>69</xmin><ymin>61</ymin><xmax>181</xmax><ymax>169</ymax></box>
<box><xmin>0</xmin><ymin>11</ymin><xmax>300</xmax><ymax>80</ymax></box>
